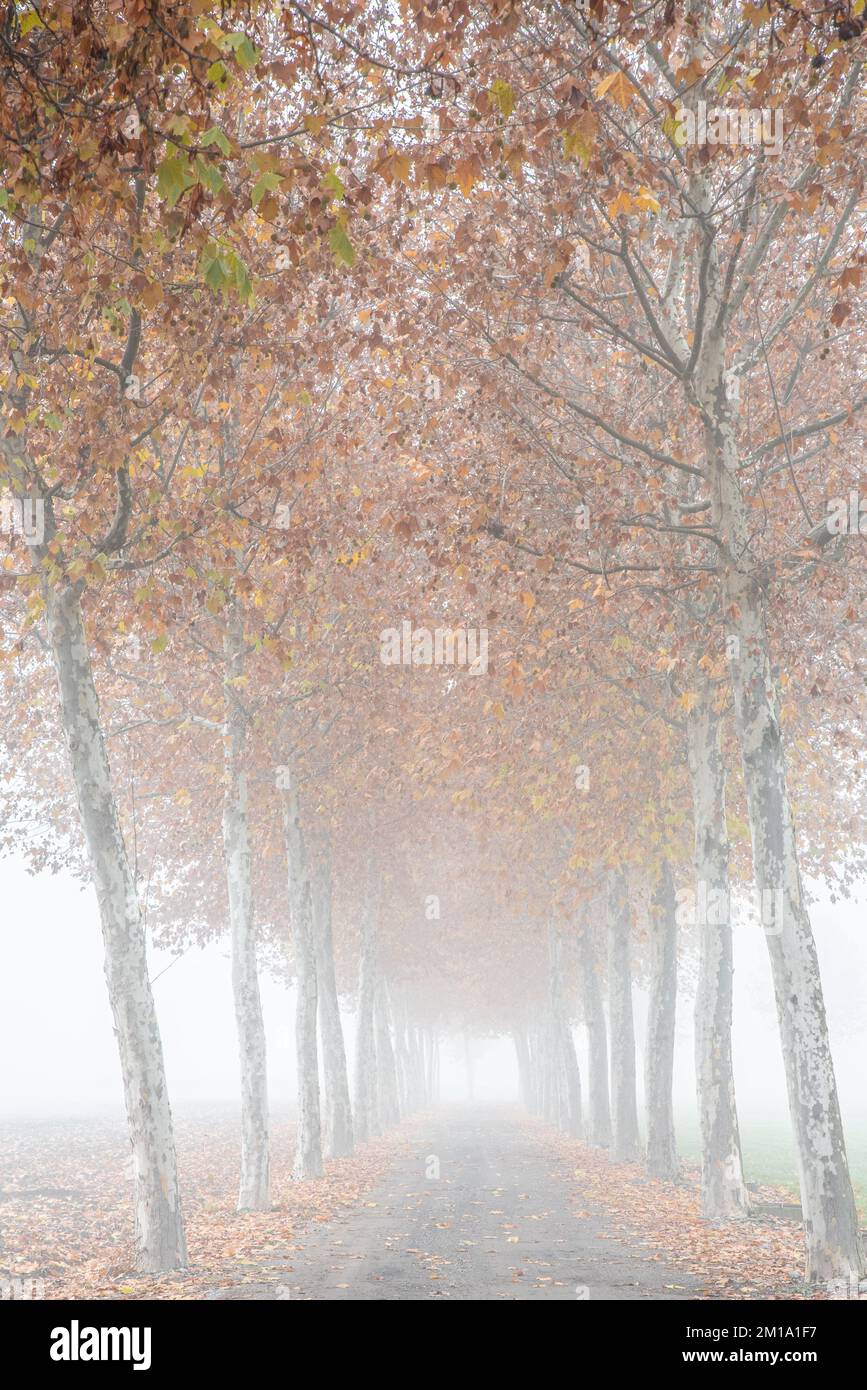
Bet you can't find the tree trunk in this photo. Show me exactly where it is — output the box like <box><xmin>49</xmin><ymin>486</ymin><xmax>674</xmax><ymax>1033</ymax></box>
<box><xmin>280</xmin><ymin>775</ymin><xmax>323</xmax><ymax>1179</ymax></box>
<box><xmin>693</xmin><ymin>233</ymin><xmax>863</xmax><ymax>1277</ymax></box>
<box><xmin>723</xmin><ymin>527</ymin><xmax>861</xmax><ymax>1279</ymax></box>
<box><xmin>391</xmin><ymin>988</ymin><xmax>413</xmax><ymax>1114</ymax></box>
<box><xmin>45</xmin><ymin>583</ymin><xmax>186</xmax><ymax>1272</ymax></box>
<box><xmin>644</xmin><ymin>861</ymin><xmax>679</xmax><ymax>1181</ymax></box>
<box><xmin>395</xmin><ymin>989</ymin><xmax>424</xmax><ymax>1113</ymax></box>
<box><xmin>541</xmin><ymin>1018</ymin><xmax>560</xmax><ymax>1127</ymax></box>
<box><xmin>549</xmin><ymin>924</ymin><xmax>583</xmax><ymax>1137</ymax></box>
<box><xmin>513</xmin><ymin>1025</ymin><xmax>532</xmax><ymax>1109</ymax></box>
<box><xmin>687</xmin><ymin>694</ymin><xmax>748</xmax><ymax>1219</ymax></box>
<box><xmin>723</xmin><ymin>562</ymin><xmax>861</xmax><ymax>1279</ymax></box>
<box><xmin>578</xmin><ymin>925</ymin><xmax>612</xmax><ymax>1147</ymax></box>
<box><xmin>375</xmin><ymin>979</ymin><xmax>401</xmax><ymax>1128</ymax></box>
<box><xmin>222</xmin><ymin>610</ymin><xmax>270</xmax><ymax>1210</ymax></box>
<box><xmin>353</xmin><ymin>859</ymin><xmax>381</xmax><ymax>1143</ymax></box>
<box><xmin>423</xmin><ymin>1028</ymin><xmax>440</xmax><ymax>1104</ymax></box>
<box><xmin>311</xmin><ymin>852</ymin><xmax>354</xmax><ymax>1158</ymax></box>
<box><xmin>408</xmin><ymin>1023</ymin><xmax>426</xmax><ymax>1108</ymax></box>
<box><xmin>607</xmin><ymin>869</ymin><xmax>640</xmax><ymax>1161</ymax></box>
<box><xmin>529</xmin><ymin>1025</ymin><xmax>545</xmax><ymax>1115</ymax></box>
<box><xmin>559</xmin><ymin>1021</ymin><xmax>583</xmax><ymax>1138</ymax></box>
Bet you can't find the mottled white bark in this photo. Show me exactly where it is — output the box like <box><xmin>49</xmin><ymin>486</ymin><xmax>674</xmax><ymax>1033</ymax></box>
<box><xmin>644</xmin><ymin>862</ymin><xmax>679</xmax><ymax>1181</ymax></box>
<box><xmin>353</xmin><ymin>860</ymin><xmax>381</xmax><ymax>1143</ymax></box>
<box><xmin>691</xmin><ymin>190</ymin><xmax>863</xmax><ymax>1276</ymax></box>
<box><xmin>722</xmin><ymin>506</ymin><xmax>860</xmax><ymax>1279</ymax></box>
<box><xmin>578</xmin><ymin>926</ymin><xmax>612</xmax><ymax>1148</ymax></box>
<box><xmin>311</xmin><ymin>853</ymin><xmax>354</xmax><ymax>1158</ymax></box>
<box><xmin>222</xmin><ymin>612</ymin><xmax>270</xmax><ymax>1210</ymax></box>
<box><xmin>687</xmin><ymin>695</ymin><xmax>748</xmax><ymax>1219</ymax></box>
<box><xmin>45</xmin><ymin>583</ymin><xmax>186</xmax><ymax>1272</ymax></box>
<box><xmin>280</xmin><ymin>776</ymin><xmax>323</xmax><ymax>1179</ymax></box>
<box><xmin>723</xmin><ymin>565</ymin><xmax>861</xmax><ymax>1278</ymax></box>
<box><xmin>607</xmin><ymin>869</ymin><xmax>640</xmax><ymax>1162</ymax></box>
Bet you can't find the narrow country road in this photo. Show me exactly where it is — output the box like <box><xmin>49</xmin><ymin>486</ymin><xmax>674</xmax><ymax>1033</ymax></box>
<box><xmin>211</xmin><ymin>1108</ymin><xmax>704</xmax><ymax>1301</ymax></box>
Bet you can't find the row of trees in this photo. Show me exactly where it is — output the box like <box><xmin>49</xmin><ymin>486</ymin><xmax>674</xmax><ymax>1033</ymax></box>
<box><xmin>0</xmin><ymin>1</ymin><xmax>863</xmax><ymax>1286</ymax></box>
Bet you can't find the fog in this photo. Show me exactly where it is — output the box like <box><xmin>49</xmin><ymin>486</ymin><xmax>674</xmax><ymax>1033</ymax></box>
<box><xmin>2</xmin><ymin>0</ymin><xmax>865</xmax><ymax>1329</ymax></box>
<box><xmin>3</xmin><ymin>856</ymin><xmax>864</xmax><ymax>1129</ymax></box>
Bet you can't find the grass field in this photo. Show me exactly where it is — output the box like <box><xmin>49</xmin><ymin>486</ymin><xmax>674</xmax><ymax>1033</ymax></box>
<box><xmin>675</xmin><ymin>1110</ymin><xmax>867</xmax><ymax>1221</ymax></box>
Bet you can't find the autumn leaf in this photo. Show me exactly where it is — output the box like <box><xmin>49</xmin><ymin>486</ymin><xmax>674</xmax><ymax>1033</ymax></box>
<box><xmin>607</xmin><ymin>190</ymin><xmax>633</xmax><ymax>219</ymax></box>
<box><xmin>453</xmin><ymin>157</ymin><xmax>482</xmax><ymax>197</ymax></box>
<box><xmin>329</xmin><ymin>225</ymin><xmax>356</xmax><ymax>268</ymax></box>
<box><xmin>634</xmin><ymin>186</ymin><xmax>660</xmax><ymax>213</ymax></box>
<box><xmin>156</xmin><ymin>155</ymin><xmax>194</xmax><ymax>208</ymax></box>
<box><xmin>562</xmin><ymin>127</ymin><xmax>593</xmax><ymax>168</ymax></box>
<box><xmin>593</xmin><ymin>71</ymin><xmax>636</xmax><ymax>110</ymax></box>
<box><xmin>490</xmin><ymin>79</ymin><xmax>515</xmax><ymax>119</ymax></box>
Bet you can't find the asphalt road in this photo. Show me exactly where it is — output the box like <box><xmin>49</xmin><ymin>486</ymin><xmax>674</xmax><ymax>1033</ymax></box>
<box><xmin>210</xmin><ymin>1107</ymin><xmax>703</xmax><ymax>1301</ymax></box>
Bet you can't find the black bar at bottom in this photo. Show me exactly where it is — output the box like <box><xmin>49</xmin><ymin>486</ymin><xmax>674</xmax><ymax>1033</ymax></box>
<box><xmin>2</xmin><ymin>1295</ymin><xmax>862</xmax><ymax>1373</ymax></box>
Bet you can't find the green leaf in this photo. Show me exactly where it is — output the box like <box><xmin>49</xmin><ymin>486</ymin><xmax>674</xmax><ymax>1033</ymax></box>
<box><xmin>322</xmin><ymin>167</ymin><xmax>345</xmax><ymax>200</ymax></box>
<box><xmin>329</xmin><ymin>225</ymin><xmax>356</xmax><ymax>268</ymax></box>
<box><xmin>234</xmin><ymin>37</ymin><xmax>259</xmax><ymax>70</ymax></box>
<box><xmin>232</xmin><ymin>256</ymin><xmax>255</xmax><ymax>305</ymax></box>
<box><xmin>251</xmin><ymin>171</ymin><xmax>283</xmax><ymax>208</ymax></box>
<box><xmin>19</xmin><ymin>9</ymin><xmax>44</xmax><ymax>36</ymax></box>
<box><xmin>201</xmin><ymin>250</ymin><xmax>229</xmax><ymax>293</ymax></box>
<box><xmin>157</xmin><ymin>155</ymin><xmax>194</xmax><ymax>208</ymax></box>
<box><xmin>151</xmin><ymin>634</ymin><xmax>169</xmax><ymax>654</ymax></box>
<box><xmin>207</xmin><ymin>60</ymin><xmax>230</xmax><ymax>88</ymax></box>
<box><xmin>200</xmin><ymin>244</ymin><xmax>255</xmax><ymax>304</ymax></box>
<box><xmin>195</xmin><ymin>156</ymin><xmax>224</xmax><ymax>196</ymax></box>
<box><xmin>222</xmin><ymin>32</ymin><xmax>259</xmax><ymax>69</ymax></box>
<box><xmin>201</xmin><ymin>127</ymin><xmax>232</xmax><ymax>156</ymax></box>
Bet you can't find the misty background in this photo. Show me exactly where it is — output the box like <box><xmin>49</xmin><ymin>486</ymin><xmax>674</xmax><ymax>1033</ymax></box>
<box><xmin>2</xmin><ymin>855</ymin><xmax>865</xmax><ymax>1181</ymax></box>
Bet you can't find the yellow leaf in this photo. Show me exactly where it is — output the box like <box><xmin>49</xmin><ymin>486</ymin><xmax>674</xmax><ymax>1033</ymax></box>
<box><xmin>563</xmin><ymin>128</ymin><xmax>593</xmax><ymax>169</ymax></box>
<box><xmin>490</xmin><ymin>79</ymin><xmax>515</xmax><ymax>119</ymax></box>
<box><xmin>607</xmin><ymin>191</ymin><xmax>632</xmax><ymax>219</ymax></box>
<box><xmin>593</xmin><ymin>71</ymin><xmax>635</xmax><ymax>111</ymax></box>
<box><xmin>634</xmin><ymin>185</ymin><xmax>660</xmax><ymax>213</ymax></box>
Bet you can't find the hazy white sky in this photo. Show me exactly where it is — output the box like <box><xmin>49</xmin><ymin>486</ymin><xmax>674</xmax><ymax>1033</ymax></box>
<box><xmin>0</xmin><ymin>854</ymin><xmax>864</xmax><ymax>1132</ymax></box>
